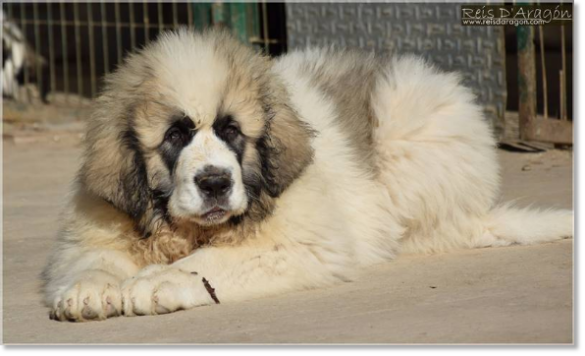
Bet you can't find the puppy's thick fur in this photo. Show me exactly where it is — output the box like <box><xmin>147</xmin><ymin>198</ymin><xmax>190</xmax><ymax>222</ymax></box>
<box><xmin>42</xmin><ymin>29</ymin><xmax>573</xmax><ymax>321</ymax></box>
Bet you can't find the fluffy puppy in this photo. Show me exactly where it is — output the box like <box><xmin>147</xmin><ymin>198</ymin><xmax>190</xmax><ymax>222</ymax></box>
<box><xmin>42</xmin><ymin>29</ymin><xmax>573</xmax><ymax>322</ymax></box>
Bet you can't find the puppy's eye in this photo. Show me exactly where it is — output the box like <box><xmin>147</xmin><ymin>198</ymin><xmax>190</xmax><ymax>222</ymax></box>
<box><xmin>165</xmin><ymin>127</ymin><xmax>184</xmax><ymax>144</ymax></box>
<box><xmin>223</xmin><ymin>124</ymin><xmax>240</xmax><ymax>141</ymax></box>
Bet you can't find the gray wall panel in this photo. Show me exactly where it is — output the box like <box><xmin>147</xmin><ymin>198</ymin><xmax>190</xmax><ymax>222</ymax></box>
<box><xmin>286</xmin><ymin>2</ymin><xmax>507</xmax><ymax>137</ymax></box>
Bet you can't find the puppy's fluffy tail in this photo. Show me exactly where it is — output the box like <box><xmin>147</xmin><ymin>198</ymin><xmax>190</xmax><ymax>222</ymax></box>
<box><xmin>481</xmin><ymin>203</ymin><xmax>573</xmax><ymax>246</ymax></box>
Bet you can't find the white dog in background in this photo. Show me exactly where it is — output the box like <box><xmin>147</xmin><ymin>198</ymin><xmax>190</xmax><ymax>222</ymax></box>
<box><xmin>42</xmin><ymin>29</ymin><xmax>573</xmax><ymax>322</ymax></box>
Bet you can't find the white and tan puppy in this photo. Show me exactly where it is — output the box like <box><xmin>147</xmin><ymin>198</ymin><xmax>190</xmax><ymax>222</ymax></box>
<box><xmin>42</xmin><ymin>29</ymin><xmax>572</xmax><ymax>321</ymax></box>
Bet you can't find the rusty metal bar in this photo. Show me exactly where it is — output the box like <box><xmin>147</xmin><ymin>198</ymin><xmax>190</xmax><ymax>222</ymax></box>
<box><xmin>158</xmin><ymin>2</ymin><xmax>164</xmax><ymax>31</ymax></box>
<box><xmin>19</xmin><ymin>3</ymin><xmax>30</xmax><ymax>102</ymax></box>
<box><xmin>5</xmin><ymin>1</ymin><xmax>14</xmax><ymax>99</ymax></box>
<box><xmin>33</xmin><ymin>2</ymin><xmax>43</xmax><ymax>103</ymax></box>
<box><xmin>560</xmin><ymin>23</ymin><xmax>567</xmax><ymax>120</ymax></box>
<box><xmin>129</xmin><ymin>2</ymin><xmax>136</xmax><ymax>49</ymax></box>
<box><xmin>100</xmin><ymin>1</ymin><xmax>109</xmax><ymax>75</ymax></box>
<box><xmin>47</xmin><ymin>3</ymin><xmax>57</xmax><ymax>95</ymax></box>
<box><xmin>6</xmin><ymin>2</ymin><xmax>13</xmax><ymax>19</ymax></box>
<box><xmin>73</xmin><ymin>2</ymin><xmax>83</xmax><ymax>101</ymax></box>
<box><xmin>143</xmin><ymin>1</ymin><xmax>150</xmax><ymax>43</ymax></box>
<box><xmin>5</xmin><ymin>3</ymin><xmax>15</xmax><ymax>98</ymax></box>
<box><xmin>87</xmin><ymin>2</ymin><xmax>97</xmax><ymax>97</ymax></box>
<box><xmin>187</xmin><ymin>2</ymin><xmax>193</xmax><ymax>29</ymax></box>
<box><xmin>516</xmin><ymin>26</ymin><xmax>537</xmax><ymax>141</ymax></box>
<box><xmin>211</xmin><ymin>2</ymin><xmax>226</xmax><ymax>28</ymax></box>
<box><xmin>261</xmin><ymin>1</ymin><xmax>270</xmax><ymax>52</ymax></box>
<box><xmin>559</xmin><ymin>70</ymin><xmax>564</xmax><ymax>120</ymax></box>
<box><xmin>115</xmin><ymin>1</ymin><xmax>122</xmax><ymax>64</ymax></box>
<box><xmin>172</xmin><ymin>0</ymin><xmax>179</xmax><ymax>29</ymax></box>
<box><xmin>199</xmin><ymin>2</ymin><xmax>206</xmax><ymax>29</ymax></box>
<box><xmin>538</xmin><ymin>26</ymin><xmax>548</xmax><ymax>120</ymax></box>
<box><xmin>60</xmin><ymin>1</ymin><xmax>69</xmax><ymax>102</ymax></box>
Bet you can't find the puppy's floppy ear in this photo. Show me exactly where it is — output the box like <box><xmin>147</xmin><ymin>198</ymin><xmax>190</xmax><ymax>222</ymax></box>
<box><xmin>258</xmin><ymin>93</ymin><xmax>315</xmax><ymax>197</ymax></box>
<box><xmin>79</xmin><ymin>102</ymin><xmax>159</xmax><ymax>237</ymax></box>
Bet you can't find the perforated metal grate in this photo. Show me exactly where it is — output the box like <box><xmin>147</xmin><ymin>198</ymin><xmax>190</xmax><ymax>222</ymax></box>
<box><xmin>286</xmin><ymin>2</ymin><xmax>507</xmax><ymax>137</ymax></box>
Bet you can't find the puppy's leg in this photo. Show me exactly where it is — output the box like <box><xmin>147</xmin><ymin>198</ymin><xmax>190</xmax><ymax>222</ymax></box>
<box><xmin>44</xmin><ymin>249</ymin><xmax>140</xmax><ymax>322</ymax></box>
<box><xmin>121</xmin><ymin>242</ymin><xmax>350</xmax><ymax>316</ymax></box>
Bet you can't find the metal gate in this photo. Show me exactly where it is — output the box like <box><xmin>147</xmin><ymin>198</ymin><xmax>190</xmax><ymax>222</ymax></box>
<box><xmin>1</xmin><ymin>2</ymin><xmax>282</xmax><ymax>107</ymax></box>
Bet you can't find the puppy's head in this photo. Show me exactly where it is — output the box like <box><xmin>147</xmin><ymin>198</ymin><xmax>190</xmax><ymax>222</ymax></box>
<box><xmin>80</xmin><ymin>29</ymin><xmax>313</xmax><ymax>237</ymax></box>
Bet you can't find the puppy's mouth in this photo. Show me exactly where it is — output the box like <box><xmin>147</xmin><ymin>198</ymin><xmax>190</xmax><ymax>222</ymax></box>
<box><xmin>201</xmin><ymin>206</ymin><xmax>228</xmax><ymax>222</ymax></box>
<box><xmin>169</xmin><ymin>193</ymin><xmax>248</xmax><ymax>227</ymax></box>
<box><xmin>190</xmin><ymin>205</ymin><xmax>233</xmax><ymax>226</ymax></box>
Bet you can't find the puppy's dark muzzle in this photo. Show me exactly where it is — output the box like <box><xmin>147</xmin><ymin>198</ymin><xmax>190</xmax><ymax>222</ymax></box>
<box><xmin>194</xmin><ymin>167</ymin><xmax>233</xmax><ymax>199</ymax></box>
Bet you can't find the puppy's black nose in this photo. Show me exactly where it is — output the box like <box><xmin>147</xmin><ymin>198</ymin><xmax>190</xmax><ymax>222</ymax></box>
<box><xmin>195</xmin><ymin>170</ymin><xmax>233</xmax><ymax>198</ymax></box>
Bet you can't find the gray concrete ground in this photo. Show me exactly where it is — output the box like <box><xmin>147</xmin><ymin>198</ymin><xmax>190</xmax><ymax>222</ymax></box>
<box><xmin>2</xmin><ymin>137</ymin><xmax>573</xmax><ymax>344</ymax></box>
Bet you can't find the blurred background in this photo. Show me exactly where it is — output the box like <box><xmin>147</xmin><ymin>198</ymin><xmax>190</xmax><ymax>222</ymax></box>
<box><xmin>1</xmin><ymin>1</ymin><xmax>573</xmax><ymax>146</ymax></box>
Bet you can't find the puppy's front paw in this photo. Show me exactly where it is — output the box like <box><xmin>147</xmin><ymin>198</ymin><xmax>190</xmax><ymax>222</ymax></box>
<box><xmin>50</xmin><ymin>271</ymin><xmax>122</xmax><ymax>322</ymax></box>
<box><xmin>121</xmin><ymin>265</ymin><xmax>217</xmax><ymax>317</ymax></box>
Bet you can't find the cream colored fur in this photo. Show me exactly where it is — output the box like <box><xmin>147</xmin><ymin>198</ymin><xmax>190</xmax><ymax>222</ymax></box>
<box><xmin>42</xmin><ymin>30</ymin><xmax>573</xmax><ymax>322</ymax></box>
